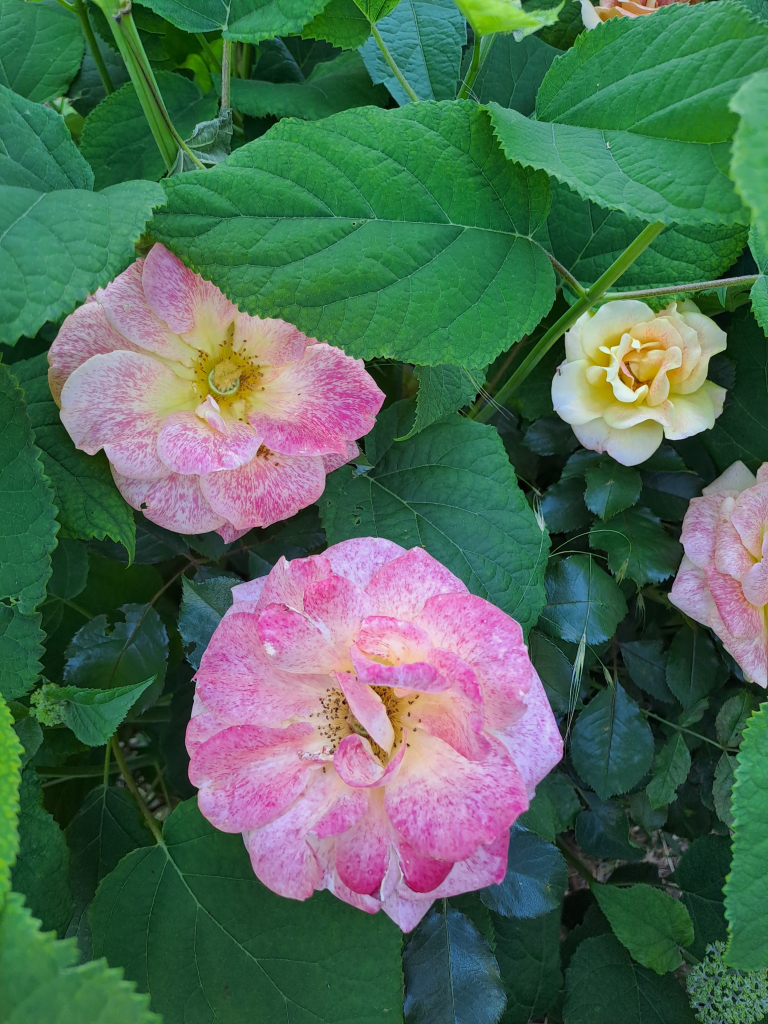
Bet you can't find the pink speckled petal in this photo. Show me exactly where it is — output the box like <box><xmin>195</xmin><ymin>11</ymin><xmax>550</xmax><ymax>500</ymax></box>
<box><xmin>333</xmin><ymin>733</ymin><xmax>405</xmax><ymax>789</ymax></box>
<box><xmin>322</xmin><ymin>441</ymin><xmax>359</xmax><ymax>475</ymax></box>
<box><xmin>255</xmin><ymin>554</ymin><xmax>333</xmax><ymax>612</ymax></box>
<box><xmin>332</xmin><ymin>791</ymin><xmax>392</xmax><ymax>895</ymax></box>
<box><xmin>141</xmin><ymin>244</ymin><xmax>200</xmax><ymax>333</ymax></box>
<box><xmin>323</xmin><ymin>538</ymin><xmax>405</xmax><ymax>590</ymax></box>
<box><xmin>669</xmin><ymin>555</ymin><xmax>717</xmax><ymax>626</ymax></box>
<box><xmin>395</xmin><ymin>835</ymin><xmax>452</xmax><ymax>893</ymax></box>
<box><xmin>256</xmin><ymin>603</ymin><xmax>340</xmax><ymax>674</ymax></box>
<box><xmin>201</xmin><ymin>449</ymin><xmax>326</xmax><ymax>531</ymax></box>
<box><xmin>495</xmin><ymin>668</ymin><xmax>563</xmax><ymax>798</ymax></box>
<box><xmin>189</xmin><ymin>722</ymin><xmax>314</xmax><ymax>832</ymax></box>
<box><xmin>742</xmin><ymin>544</ymin><xmax>768</xmax><ymax>607</ymax></box>
<box><xmin>233</xmin><ymin>312</ymin><xmax>309</xmax><ymax>366</ymax></box>
<box><xmin>112</xmin><ymin>468</ymin><xmax>227</xmax><ymax>535</ymax></box>
<box><xmin>312</xmin><ymin>786</ymin><xmax>369</xmax><ymax>839</ymax></box>
<box><xmin>247</xmin><ymin>343</ymin><xmax>384</xmax><ymax>456</ymax></box>
<box><xmin>703</xmin><ymin>461</ymin><xmax>756</xmax><ymax>496</ymax></box>
<box><xmin>48</xmin><ymin>301</ymin><xmax>139</xmax><ymax>403</ymax></box>
<box><xmin>425</xmin><ymin>829</ymin><xmax>510</xmax><ymax>901</ymax></box>
<box><xmin>731</xmin><ymin>483</ymin><xmax>768</xmax><ymax>559</ymax></box>
<box><xmin>185</xmin><ymin>694</ymin><xmax>228</xmax><ymax>757</ymax></box>
<box><xmin>350</xmin><ymin>646</ymin><xmax>444</xmax><ymax>691</ymax></box>
<box><xmin>714</xmin><ymin>499</ymin><xmax>755</xmax><ymax>581</ymax></box>
<box><xmin>103</xmin><ymin>432</ymin><xmax>169</xmax><ymax>482</ymax></box>
<box><xmin>96</xmin><ymin>258</ymin><xmax>195</xmax><ymax>364</ymax></box>
<box><xmin>384</xmin><ymin>733</ymin><xmax>527</xmax><ymax>862</ymax></box>
<box><xmin>59</xmin><ymin>350</ymin><xmax>193</xmax><ymax>457</ymax></box>
<box><xmin>705</xmin><ymin>566</ymin><xmax>764</xmax><ymax>640</ymax></box>
<box><xmin>365</xmin><ymin>547</ymin><xmax>468</xmax><ymax>621</ymax></box>
<box><xmin>157</xmin><ymin>410</ymin><xmax>262</xmax><ymax>475</ymax></box>
<box><xmin>681</xmin><ymin>494</ymin><xmax>725</xmax><ymax>569</ymax></box>
<box><xmin>334</xmin><ymin>671</ymin><xmax>395</xmax><ymax>753</ymax></box>
<box><xmin>303</xmin><ymin>574</ymin><xmax>375</xmax><ymax>655</ymax></box>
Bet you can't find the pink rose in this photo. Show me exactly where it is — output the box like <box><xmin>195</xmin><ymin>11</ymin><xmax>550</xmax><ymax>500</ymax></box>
<box><xmin>48</xmin><ymin>244</ymin><xmax>384</xmax><ymax>540</ymax></box>
<box><xmin>580</xmin><ymin>0</ymin><xmax>701</xmax><ymax>28</ymax></box>
<box><xmin>670</xmin><ymin>461</ymin><xmax>768</xmax><ymax>686</ymax></box>
<box><xmin>186</xmin><ymin>539</ymin><xmax>563</xmax><ymax>930</ymax></box>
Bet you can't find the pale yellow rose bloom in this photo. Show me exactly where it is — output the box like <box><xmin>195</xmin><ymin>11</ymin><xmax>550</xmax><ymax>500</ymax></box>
<box><xmin>551</xmin><ymin>299</ymin><xmax>727</xmax><ymax>466</ymax></box>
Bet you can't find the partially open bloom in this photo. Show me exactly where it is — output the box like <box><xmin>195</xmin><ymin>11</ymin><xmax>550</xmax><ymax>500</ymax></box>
<box><xmin>48</xmin><ymin>245</ymin><xmax>384</xmax><ymax>540</ymax></box>
<box><xmin>552</xmin><ymin>299</ymin><xmax>726</xmax><ymax>467</ymax></box>
<box><xmin>186</xmin><ymin>538</ymin><xmax>563</xmax><ymax>930</ymax></box>
<box><xmin>670</xmin><ymin>461</ymin><xmax>768</xmax><ymax>687</ymax></box>
<box><xmin>580</xmin><ymin>0</ymin><xmax>700</xmax><ymax>28</ymax></box>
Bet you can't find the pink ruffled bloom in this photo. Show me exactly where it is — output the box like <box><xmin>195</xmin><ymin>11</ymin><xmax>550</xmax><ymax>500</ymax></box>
<box><xmin>186</xmin><ymin>539</ymin><xmax>563</xmax><ymax>930</ymax></box>
<box><xmin>670</xmin><ymin>461</ymin><xmax>768</xmax><ymax>687</ymax></box>
<box><xmin>580</xmin><ymin>0</ymin><xmax>700</xmax><ymax>28</ymax></box>
<box><xmin>48</xmin><ymin>244</ymin><xmax>384</xmax><ymax>540</ymax></box>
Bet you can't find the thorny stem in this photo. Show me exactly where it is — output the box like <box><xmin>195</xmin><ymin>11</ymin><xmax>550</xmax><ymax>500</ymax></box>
<box><xmin>604</xmin><ymin>274</ymin><xmax>760</xmax><ymax>302</ymax></box>
<box><xmin>73</xmin><ymin>0</ymin><xmax>115</xmax><ymax>94</ymax></box>
<box><xmin>220</xmin><ymin>38</ymin><xmax>232</xmax><ymax>111</ymax></box>
<box><xmin>471</xmin><ymin>221</ymin><xmax>666</xmax><ymax>423</ymax></box>
<box><xmin>644</xmin><ymin>710</ymin><xmax>738</xmax><ymax>754</ymax></box>
<box><xmin>111</xmin><ymin>735</ymin><xmax>165</xmax><ymax>844</ymax></box>
<box><xmin>371</xmin><ymin>23</ymin><xmax>420</xmax><ymax>103</ymax></box>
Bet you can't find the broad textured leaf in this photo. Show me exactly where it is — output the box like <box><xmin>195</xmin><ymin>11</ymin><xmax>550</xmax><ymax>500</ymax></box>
<box><xmin>178</xmin><ymin>576</ymin><xmax>235</xmax><ymax>670</ymax></box>
<box><xmin>0</xmin><ymin>84</ymin><xmax>92</xmax><ymax>191</ymax></box>
<box><xmin>671</xmin><ymin>834</ymin><xmax>730</xmax><ymax>959</ymax></box>
<box><xmin>619</xmin><ymin>640</ymin><xmax>673</xmax><ymax>702</ymax></box>
<box><xmin>0</xmin><ymin>696</ymin><xmax>22</xmax><ymax>900</ymax></box>
<box><xmin>150</xmin><ymin>102</ymin><xmax>555</xmax><ymax>368</ymax></box>
<box><xmin>228</xmin><ymin>50</ymin><xmax>387</xmax><ymax>120</ymax></box>
<box><xmin>592</xmin><ymin>883</ymin><xmax>693</xmax><ymax>974</ymax></box>
<box><xmin>539</xmin><ymin>555</ymin><xmax>627</xmax><ymax>645</ymax></box>
<box><xmin>398</xmin><ymin>365</ymin><xmax>480</xmax><ymax>440</ymax></box>
<box><xmin>81</xmin><ymin>71</ymin><xmax>217</xmax><ymax>190</ymax></box>
<box><xmin>10</xmin><ymin>768</ymin><xmax>72</xmax><ymax>937</ymax></box>
<box><xmin>492</xmin><ymin>908</ymin><xmax>562</xmax><ymax>1024</ymax></box>
<box><xmin>540</xmin><ymin>180</ymin><xmax>748</xmax><ymax>292</ymax></box>
<box><xmin>54</xmin><ymin>679</ymin><xmax>155</xmax><ymax>746</ymax></box>
<box><xmin>713</xmin><ymin>751</ymin><xmax>737</xmax><ymax>827</ymax></box>
<box><xmin>589</xmin><ymin>507</ymin><xmax>682</xmax><ymax>587</ymax></box>
<box><xmin>480</xmin><ymin>825</ymin><xmax>567</xmax><ymax>919</ymax></box>
<box><xmin>64</xmin><ymin>604</ymin><xmax>168</xmax><ymax>706</ymax></box>
<box><xmin>702</xmin><ymin>308</ymin><xmax>768</xmax><ymax>471</ymax></box>
<box><xmin>0</xmin><ymin>0</ymin><xmax>83</xmax><ymax>104</ymax></box>
<box><xmin>646</xmin><ymin>734</ymin><xmax>691</xmax><ymax>810</ymax></box>
<box><xmin>0</xmin><ymin>364</ymin><xmax>57</xmax><ymax>616</ymax></box>
<box><xmin>48</xmin><ymin>539</ymin><xmax>89</xmax><ymax>601</ymax></box>
<box><xmin>725</xmin><ymin>704</ymin><xmax>768</xmax><ymax>968</ymax></box>
<box><xmin>540</xmin><ymin>477</ymin><xmax>592</xmax><ymax>536</ymax></box>
<box><xmin>750</xmin><ymin>225</ymin><xmax>768</xmax><ymax>337</ymax></box>
<box><xmin>489</xmin><ymin>3</ymin><xmax>768</xmax><ymax>224</ymax></box>
<box><xmin>0</xmin><ymin>891</ymin><xmax>159</xmax><ymax>1024</ymax></box>
<box><xmin>403</xmin><ymin>905</ymin><xmax>506</xmax><ymax>1024</ymax></box>
<box><xmin>65</xmin><ymin>785</ymin><xmax>152</xmax><ymax>955</ymax></box>
<box><xmin>13</xmin><ymin>355</ymin><xmax>136</xmax><ymax>560</ymax></box>
<box><xmin>135</xmin><ymin>0</ymin><xmax>328</xmax><ymax>38</ymax></box>
<box><xmin>360</xmin><ymin>0</ymin><xmax>466</xmax><ymax>104</ymax></box>
<box><xmin>0</xmin><ymin>180</ymin><xmax>165</xmax><ymax>346</ymax></box>
<box><xmin>469</xmin><ymin>34</ymin><xmax>558</xmax><ymax>117</ymax></box>
<box><xmin>716</xmin><ymin>691</ymin><xmax>753</xmax><ymax>747</ymax></box>
<box><xmin>564</xmin><ymin>933</ymin><xmax>696</xmax><ymax>1024</ymax></box>
<box><xmin>571</xmin><ymin>684</ymin><xmax>654</xmax><ymax>800</ymax></box>
<box><xmin>529</xmin><ymin>630</ymin><xmax>574</xmax><ymax>714</ymax></box>
<box><xmin>302</xmin><ymin>0</ymin><xmax>370</xmax><ymax>47</ymax></box>
<box><xmin>665</xmin><ymin>623</ymin><xmax>720</xmax><ymax>709</ymax></box>
<box><xmin>0</xmin><ymin>607</ymin><xmax>44</xmax><ymax>702</ymax></box>
<box><xmin>353</xmin><ymin>0</ymin><xmax>401</xmax><ymax>20</ymax></box>
<box><xmin>320</xmin><ymin>414</ymin><xmax>550</xmax><ymax>633</ymax></box>
<box><xmin>576</xmin><ymin>795</ymin><xmax>645</xmax><ymax>862</ymax></box>
<box><xmin>91</xmin><ymin>799</ymin><xmax>404</xmax><ymax>1022</ymax></box>
<box><xmin>730</xmin><ymin>69</ymin><xmax>768</xmax><ymax>244</ymax></box>
<box><xmin>584</xmin><ymin>461</ymin><xmax>641</xmax><ymax>520</ymax></box>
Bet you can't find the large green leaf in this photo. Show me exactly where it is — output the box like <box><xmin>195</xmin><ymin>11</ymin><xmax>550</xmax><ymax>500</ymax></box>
<box><xmin>0</xmin><ymin>84</ymin><xmax>92</xmax><ymax>191</ymax></box>
<box><xmin>539</xmin><ymin>181</ymin><xmax>748</xmax><ymax>292</ymax></box>
<box><xmin>724</xmin><ymin>702</ymin><xmax>768</xmax><ymax>969</ymax></box>
<box><xmin>665</xmin><ymin>623</ymin><xmax>720</xmax><ymax>709</ymax></box>
<box><xmin>539</xmin><ymin>554</ymin><xmax>627</xmax><ymax>645</ymax></box>
<box><xmin>570</xmin><ymin>684</ymin><xmax>654</xmax><ymax>800</ymax></box>
<box><xmin>0</xmin><ymin>180</ymin><xmax>165</xmax><ymax>346</ymax></box>
<box><xmin>81</xmin><ymin>71</ymin><xmax>218</xmax><ymax>190</ymax></box>
<box><xmin>360</xmin><ymin>0</ymin><xmax>466</xmax><ymax>104</ymax></box>
<box><xmin>592</xmin><ymin>883</ymin><xmax>694</xmax><ymax>974</ymax></box>
<box><xmin>403</xmin><ymin>905</ymin><xmax>506</xmax><ymax>1024</ymax></box>
<box><xmin>492</xmin><ymin>908</ymin><xmax>562</xmax><ymax>1024</ymax></box>
<box><xmin>320</xmin><ymin>411</ymin><xmax>550</xmax><ymax>633</ymax></box>
<box><xmin>0</xmin><ymin>607</ymin><xmax>45</xmax><ymax>703</ymax></box>
<box><xmin>134</xmin><ymin>0</ymin><xmax>327</xmax><ymax>38</ymax></box>
<box><xmin>584</xmin><ymin>460</ymin><xmax>641</xmax><ymax>520</ymax></box>
<box><xmin>10</xmin><ymin>768</ymin><xmax>72</xmax><ymax>938</ymax></box>
<box><xmin>38</xmin><ymin>679</ymin><xmax>155</xmax><ymax>747</ymax></box>
<box><xmin>620</xmin><ymin>640</ymin><xmax>673</xmax><ymax>703</ymax></box>
<box><xmin>480</xmin><ymin>825</ymin><xmax>567</xmax><ymax>920</ymax></box>
<box><xmin>91</xmin><ymin>798</ymin><xmax>404</xmax><ymax>1022</ymax></box>
<box><xmin>0</xmin><ymin>891</ymin><xmax>159</xmax><ymax>1024</ymax></box>
<box><xmin>13</xmin><ymin>355</ymin><xmax>136</xmax><ymax>560</ymax></box>
<box><xmin>178</xmin><ymin>576</ymin><xmax>235</xmax><ymax>670</ymax></box>
<box><xmin>0</xmin><ymin>0</ymin><xmax>83</xmax><ymax>104</ymax></box>
<box><xmin>576</xmin><ymin>795</ymin><xmax>644</xmax><ymax>862</ymax></box>
<box><xmin>702</xmin><ymin>308</ymin><xmax>768</xmax><ymax>471</ymax></box>
<box><xmin>489</xmin><ymin>3</ymin><xmax>768</xmax><ymax>225</ymax></box>
<box><xmin>646</xmin><ymin>734</ymin><xmax>691</xmax><ymax>810</ymax></box>
<box><xmin>563</xmin><ymin>933</ymin><xmax>696</xmax><ymax>1023</ymax></box>
<box><xmin>589</xmin><ymin>507</ymin><xmax>682</xmax><ymax>587</ymax></box>
<box><xmin>469</xmin><ymin>34</ymin><xmax>559</xmax><ymax>117</ymax></box>
<box><xmin>150</xmin><ymin>102</ymin><xmax>555</xmax><ymax>368</ymax></box>
<box><xmin>671</xmin><ymin>834</ymin><xmax>730</xmax><ymax>959</ymax></box>
<box><xmin>730</xmin><ymin>69</ymin><xmax>768</xmax><ymax>244</ymax></box>
<box><xmin>0</xmin><ymin>696</ymin><xmax>22</xmax><ymax>901</ymax></box>
<box><xmin>228</xmin><ymin>50</ymin><xmax>388</xmax><ymax>120</ymax></box>
<box><xmin>302</xmin><ymin>0</ymin><xmax>371</xmax><ymax>47</ymax></box>
<box><xmin>398</xmin><ymin>365</ymin><xmax>480</xmax><ymax>441</ymax></box>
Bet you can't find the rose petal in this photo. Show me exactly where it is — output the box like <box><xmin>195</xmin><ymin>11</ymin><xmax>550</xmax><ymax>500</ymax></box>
<box><xmin>332</xmin><ymin>791</ymin><xmax>392</xmax><ymax>895</ymax></box>
<box><xmin>334</xmin><ymin>671</ymin><xmax>395</xmax><ymax>753</ymax></box>
<box><xmin>323</xmin><ymin>537</ymin><xmax>405</xmax><ymax>590</ymax></box>
<box><xmin>333</xmin><ymin>733</ymin><xmax>405</xmax><ymax>788</ymax></box>
<box><xmin>48</xmin><ymin>300</ymin><xmax>139</xmax><ymax>403</ymax></box>
<box><xmin>495</xmin><ymin>668</ymin><xmax>563</xmax><ymax>797</ymax></box>
<box><xmin>112</xmin><ymin>468</ymin><xmax>227</xmax><ymax>535</ymax></box>
<box><xmin>365</xmin><ymin>547</ymin><xmax>468</xmax><ymax>621</ymax></box>
<box><xmin>157</xmin><ymin>410</ymin><xmax>263</xmax><ymax>475</ymax></box>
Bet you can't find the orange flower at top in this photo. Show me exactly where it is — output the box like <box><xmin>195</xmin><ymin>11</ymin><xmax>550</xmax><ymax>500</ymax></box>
<box><xmin>579</xmin><ymin>0</ymin><xmax>700</xmax><ymax>27</ymax></box>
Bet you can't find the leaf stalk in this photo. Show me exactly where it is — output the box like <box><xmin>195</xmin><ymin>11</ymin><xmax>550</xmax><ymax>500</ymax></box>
<box><xmin>370</xmin><ymin>22</ymin><xmax>420</xmax><ymax>103</ymax></box>
<box><xmin>111</xmin><ymin>735</ymin><xmax>165</xmax><ymax>844</ymax></box>
<box><xmin>73</xmin><ymin>0</ymin><xmax>115</xmax><ymax>95</ymax></box>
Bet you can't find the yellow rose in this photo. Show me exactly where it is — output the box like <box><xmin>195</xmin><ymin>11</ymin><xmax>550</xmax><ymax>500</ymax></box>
<box><xmin>551</xmin><ymin>299</ymin><xmax>727</xmax><ymax>466</ymax></box>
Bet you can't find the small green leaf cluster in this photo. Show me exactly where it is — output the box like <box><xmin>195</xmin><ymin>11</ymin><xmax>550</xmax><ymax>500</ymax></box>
<box><xmin>686</xmin><ymin>942</ymin><xmax>768</xmax><ymax>1024</ymax></box>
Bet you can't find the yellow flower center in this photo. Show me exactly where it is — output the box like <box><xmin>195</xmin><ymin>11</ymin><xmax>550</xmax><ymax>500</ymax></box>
<box><xmin>311</xmin><ymin>685</ymin><xmax>421</xmax><ymax>760</ymax></box>
<box><xmin>192</xmin><ymin>321</ymin><xmax>263</xmax><ymax>419</ymax></box>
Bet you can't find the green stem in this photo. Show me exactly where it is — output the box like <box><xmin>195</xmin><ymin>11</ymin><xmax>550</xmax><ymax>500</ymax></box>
<box><xmin>457</xmin><ymin>33</ymin><xmax>482</xmax><ymax>100</ymax></box>
<box><xmin>556</xmin><ymin>838</ymin><xmax>595</xmax><ymax>883</ymax></box>
<box><xmin>103</xmin><ymin>741</ymin><xmax>111</xmax><ymax>788</ymax></box>
<box><xmin>644</xmin><ymin>710</ymin><xmax>737</xmax><ymax>754</ymax></box>
<box><xmin>238</xmin><ymin>41</ymin><xmax>252</xmax><ymax>79</ymax></box>
<box><xmin>543</xmin><ymin>249</ymin><xmax>589</xmax><ymax>299</ymax></box>
<box><xmin>471</xmin><ymin>220</ymin><xmax>666</xmax><ymax>423</ymax></box>
<box><xmin>111</xmin><ymin>736</ymin><xmax>165</xmax><ymax>844</ymax></box>
<box><xmin>195</xmin><ymin>32</ymin><xmax>221</xmax><ymax>72</ymax></box>
<box><xmin>221</xmin><ymin>37</ymin><xmax>232</xmax><ymax>110</ymax></box>
<box><xmin>371</xmin><ymin>22</ymin><xmax>419</xmax><ymax>103</ymax></box>
<box><xmin>73</xmin><ymin>0</ymin><xmax>114</xmax><ymax>94</ymax></box>
<box><xmin>604</xmin><ymin>274</ymin><xmax>760</xmax><ymax>302</ymax></box>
